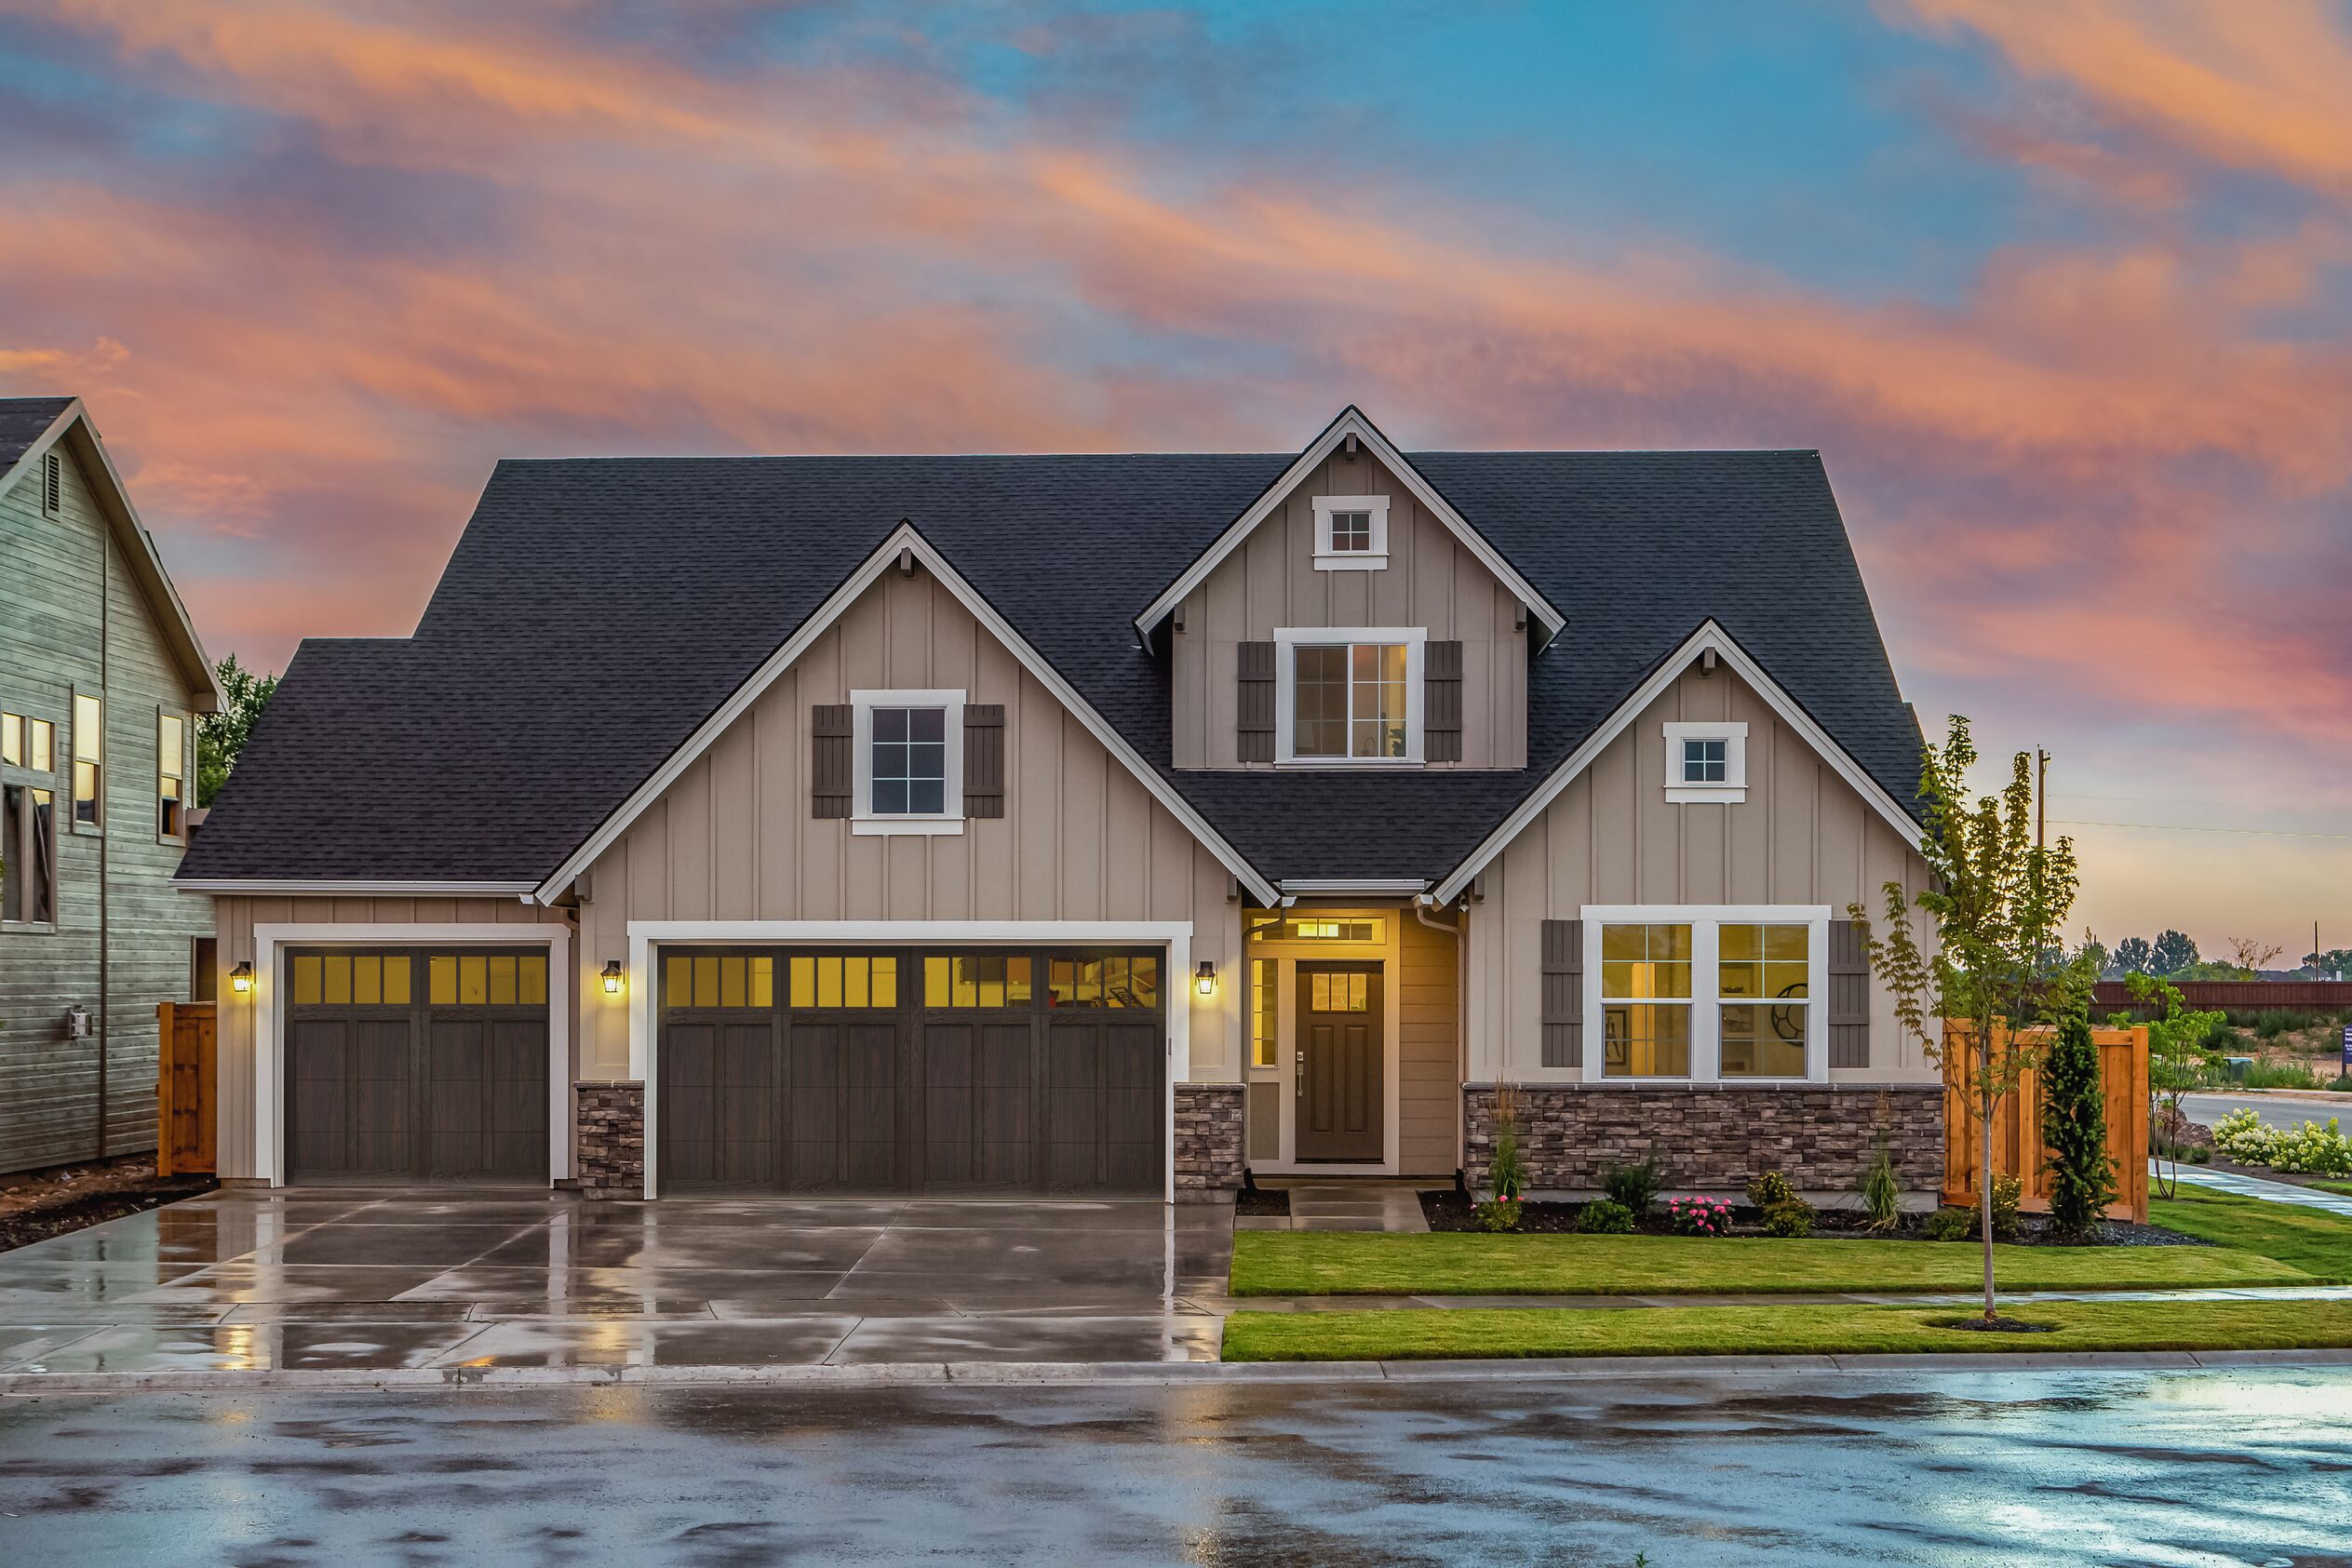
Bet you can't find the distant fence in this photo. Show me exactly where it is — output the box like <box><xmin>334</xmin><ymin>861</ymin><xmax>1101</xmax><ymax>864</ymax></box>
<box><xmin>1943</xmin><ymin>1024</ymin><xmax>2149</xmax><ymax>1224</ymax></box>
<box><xmin>2091</xmin><ymin>980</ymin><xmax>2352</xmax><ymax>1013</ymax></box>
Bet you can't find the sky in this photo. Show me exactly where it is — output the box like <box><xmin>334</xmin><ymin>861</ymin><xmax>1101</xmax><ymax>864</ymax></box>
<box><xmin>1</xmin><ymin>0</ymin><xmax>2347</xmax><ymax>960</ymax></box>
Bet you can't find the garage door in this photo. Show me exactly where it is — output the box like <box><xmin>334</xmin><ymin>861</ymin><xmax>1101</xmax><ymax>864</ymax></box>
<box><xmin>659</xmin><ymin>948</ymin><xmax>1164</xmax><ymax>1197</ymax></box>
<box><xmin>285</xmin><ymin>949</ymin><xmax>551</xmax><ymax>1184</ymax></box>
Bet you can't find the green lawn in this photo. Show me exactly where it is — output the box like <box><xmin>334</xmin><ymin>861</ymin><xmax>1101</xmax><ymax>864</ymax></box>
<box><xmin>1221</xmin><ymin>1298</ymin><xmax>2352</xmax><ymax>1362</ymax></box>
<box><xmin>2148</xmin><ymin>1186</ymin><xmax>2352</xmax><ymax>1281</ymax></box>
<box><xmin>1227</xmin><ymin>1229</ymin><xmax>2308</xmax><ymax>1296</ymax></box>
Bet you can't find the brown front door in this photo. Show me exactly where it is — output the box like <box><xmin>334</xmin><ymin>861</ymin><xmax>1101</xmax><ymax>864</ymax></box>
<box><xmin>1296</xmin><ymin>962</ymin><xmax>1382</xmax><ymax>1161</ymax></box>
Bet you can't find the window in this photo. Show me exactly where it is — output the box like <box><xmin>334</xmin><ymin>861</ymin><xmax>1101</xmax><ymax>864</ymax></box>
<box><xmin>1662</xmin><ymin>721</ymin><xmax>1747</xmax><ymax>803</ymax></box>
<box><xmin>1600</xmin><ymin>922</ymin><xmax>1692</xmax><ymax>1077</ymax></box>
<box><xmin>1583</xmin><ymin>907</ymin><xmax>1827</xmax><ymax>1083</ymax></box>
<box><xmin>72</xmin><ymin>692</ymin><xmax>101</xmax><ymax>827</ymax></box>
<box><xmin>1251</xmin><ymin>958</ymin><xmax>1277</xmax><ymax>1067</ymax></box>
<box><xmin>157</xmin><ymin>712</ymin><xmax>186</xmax><ymax>839</ymax></box>
<box><xmin>1275</xmin><ymin>628</ymin><xmax>1424</xmax><ymax>764</ymax></box>
<box><xmin>1311</xmin><ymin>494</ymin><xmax>1390</xmax><ymax>569</ymax></box>
<box><xmin>851</xmin><ymin>689</ymin><xmax>963</xmax><ymax>834</ymax></box>
<box><xmin>1</xmin><ymin>784</ymin><xmax>57</xmax><ymax>925</ymax></box>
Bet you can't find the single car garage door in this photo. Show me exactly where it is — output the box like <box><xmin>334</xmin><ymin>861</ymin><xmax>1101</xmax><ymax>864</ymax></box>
<box><xmin>659</xmin><ymin>948</ymin><xmax>1164</xmax><ymax>1197</ymax></box>
<box><xmin>285</xmin><ymin>948</ymin><xmax>551</xmax><ymax>1185</ymax></box>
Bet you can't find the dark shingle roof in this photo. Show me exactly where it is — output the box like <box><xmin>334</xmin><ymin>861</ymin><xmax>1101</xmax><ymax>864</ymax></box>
<box><xmin>181</xmin><ymin>448</ymin><xmax>1920</xmax><ymax>887</ymax></box>
<box><xmin>0</xmin><ymin>397</ymin><xmax>74</xmax><ymax>472</ymax></box>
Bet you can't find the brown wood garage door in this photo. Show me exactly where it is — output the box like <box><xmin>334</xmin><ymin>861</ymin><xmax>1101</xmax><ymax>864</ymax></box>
<box><xmin>659</xmin><ymin>949</ymin><xmax>1164</xmax><ymax>1197</ymax></box>
<box><xmin>285</xmin><ymin>949</ymin><xmax>550</xmax><ymax>1185</ymax></box>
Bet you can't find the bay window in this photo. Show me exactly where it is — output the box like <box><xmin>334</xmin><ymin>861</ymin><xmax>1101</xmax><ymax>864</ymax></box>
<box><xmin>1583</xmin><ymin>907</ymin><xmax>1827</xmax><ymax>1082</ymax></box>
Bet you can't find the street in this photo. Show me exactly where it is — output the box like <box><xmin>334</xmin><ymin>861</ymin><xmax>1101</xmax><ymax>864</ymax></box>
<box><xmin>4</xmin><ymin>1366</ymin><xmax>2350</xmax><ymax>1565</ymax></box>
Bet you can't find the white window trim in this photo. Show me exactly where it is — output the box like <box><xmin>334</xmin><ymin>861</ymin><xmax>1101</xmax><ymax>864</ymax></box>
<box><xmin>851</xmin><ymin>688</ymin><xmax>964</xmax><ymax>836</ymax></box>
<box><xmin>1310</xmin><ymin>494</ymin><xmax>1391</xmax><ymax>570</ymax></box>
<box><xmin>1662</xmin><ymin>720</ymin><xmax>1748</xmax><ymax>804</ymax></box>
<box><xmin>1581</xmin><ymin>905</ymin><xmax>1829</xmax><ymax>1086</ymax></box>
<box><xmin>1273</xmin><ymin>626</ymin><xmax>1425</xmax><ymax>767</ymax></box>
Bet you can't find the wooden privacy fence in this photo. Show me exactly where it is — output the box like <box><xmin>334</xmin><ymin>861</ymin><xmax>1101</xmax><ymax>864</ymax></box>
<box><xmin>155</xmin><ymin>1000</ymin><xmax>216</xmax><ymax>1177</ymax></box>
<box><xmin>1942</xmin><ymin>1024</ymin><xmax>2149</xmax><ymax>1224</ymax></box>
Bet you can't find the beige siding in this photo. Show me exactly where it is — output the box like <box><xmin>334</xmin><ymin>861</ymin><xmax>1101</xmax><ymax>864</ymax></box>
<box><xmin>1465</xmin><ymin>663</ymin><xmax>1935</xmax><ymax>1085</ymax></box>
<box><xmin>573</xmin><ymin>561</ymin><xmax>1243</xmax><ymax>1082</ymax></box>
<box><xmin>1397</xmin><ymin>905</ymin><xmax>1462</xmax><ymax>1175</ymax></box>
<box><xmin>1171</xmin><ymin>447</ymin><xmax>1526</xmax><ymax>769</ymax></box>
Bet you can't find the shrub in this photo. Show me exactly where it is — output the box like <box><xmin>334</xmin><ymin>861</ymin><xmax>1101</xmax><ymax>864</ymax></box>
<box><xmin>1602</xmin><ymin>1155</ymin><xmax>1663</xmax><ymax>1217</ymax></box>
<box><xmin>1666</xmin><ymin>1196</ymin><xmax>1731</xmax><ymax>1237</ymax></box>
<box><xmin>1746</xmin><ymin>1171</ymin><xmax>1796</xmax><ymax>1211</ymax></box>
<box><xmin>1761</xmin><ymin>1199</ymin><xmax>1816</xmax><ymax>1239</ymax></box>
<box><xmin>2040</xmin><ymin>1010</ymin><xmax>2117</xmax><ymax>1240</ymax></box>
<box><xmin>1575</xmin><ymin>1199</ymin><xmax>1636</xmax><ymax>1234</ymax></box>
<box><xmin>1860</xmin><ymin>1136</ymin><xmax>1902</xmax><ymax>1232</ymax></box>
<box><xmin>1921</xmin><ymin>1207</ymin><xmax>1974</xmax><ymax>1241</ymax></box>
<box><xmin>1988</xmin><ymin>1173</ymin><xmax>2023</xmax><ymax>1240</ymax></box>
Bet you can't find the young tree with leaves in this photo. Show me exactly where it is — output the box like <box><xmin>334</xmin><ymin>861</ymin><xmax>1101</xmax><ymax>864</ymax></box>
<box><xmin>197</xmin><ymin>653</ymin><xmax>278</xmax><ymax>807</ymax></box>
<box><xmin>2040</xmin><ymin>1008</ymin><xmax>2116</xmax><ymax>1240</ymax></box>
<box><xmin>1852</xmin><ymin>715</ymin><xmax>2083</xmax><ymax>1323</ymax></box>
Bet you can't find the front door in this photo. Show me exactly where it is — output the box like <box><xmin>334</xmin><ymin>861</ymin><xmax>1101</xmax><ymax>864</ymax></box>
<box><xmin>1295</xmin><ymin>961</ymin><xmax>1382</xmax><ymax>1161</ymax></box>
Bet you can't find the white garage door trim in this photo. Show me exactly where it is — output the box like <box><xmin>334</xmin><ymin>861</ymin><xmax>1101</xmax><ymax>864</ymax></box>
<box><xmin>249</xmin><ymin>923</ymin><xmax>572</xmax><ymax>1189</ymax></box>
<box><xmin>626</xmin><ymin>920</ymin><xmax>1194</xmax><ymax>1203</ymax></box>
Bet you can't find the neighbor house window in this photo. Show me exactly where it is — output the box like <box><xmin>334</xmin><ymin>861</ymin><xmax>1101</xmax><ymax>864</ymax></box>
<box><xmin>1</xmin><ymin>784</ymin><xmax>57</xmax><ymax>926</ymax></box>
<box><xmin>1251</xmin><ymin>958</ymin><xmax>1277</xmax><ymax>1068</ymax></box>
<box><xmin>851</xmin><ymin>689</ymin><xmax>963</xmax><ymax>834</ymax></box>
<box><xmin>1310</xmin><ymin>494</ymin><xmax>1390</xmax><ymax>570</ymax></box>
<box><xmin>1584</xmin><ymin>907</ymin><xmax>1827</xmax><ymax>1083</ymax></box>
<box><xmin>1662</xmin><ymin>721</ymin><xmax>1747</xmax><ymax>803</ymax></box>
<box><xmin>1276</xmin><ymin>629</ymin><xmax>1424</xmax><ymax>763</ymax></box>
<box><xmin>157</xmin><ymin>712</ymin><xmax>186</xmax><ymax>839</ymax></box>
<box><xmin>1</xmin><ymin>713</ymin><xmax>55</xmax><ymax>773</ymax></box>
<box><xmin>72</xmin><ymin>692</ymin><xmax>101</xmax><ymax>826</ymax></box>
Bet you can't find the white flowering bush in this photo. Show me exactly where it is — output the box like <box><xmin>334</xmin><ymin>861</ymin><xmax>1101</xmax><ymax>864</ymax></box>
<box><xmin>2211</xmin><ymin>1108</ymin><xmax>2352</xmax><ymax>1174</ymax></box>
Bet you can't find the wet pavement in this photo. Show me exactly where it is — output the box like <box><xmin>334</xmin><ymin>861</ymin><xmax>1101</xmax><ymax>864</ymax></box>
<box><xmin>3</xmin><ymin>1364</ymin><xmax>2348</xmax><ymax>1563</ymax></box>
<box><xmin>0</xmin><ymin>1189</ymin><xmax>1230</xmax><ymax>1374</ymax></box>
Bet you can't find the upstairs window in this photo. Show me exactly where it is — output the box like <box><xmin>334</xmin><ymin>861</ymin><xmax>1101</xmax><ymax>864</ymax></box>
<box><xmin>72</xmin><ymin>692</ymin><xmax>101</xmax><ymax>827</ymax></box>
<box><xmin>1310</xmin><ymin>494</ymin><xmax>1390</xmax><ymax>570</ymax></box>
<box><xmin>158</xmin><ymin>712</ymin><xmax>187</xmax><ymax>839</ymax></box>
<box><xmin>1662</xmin><ymin>721</ymin><xmax>1747</xmax><ymax>803</ymax></box>
<box><xmin>851</xmin><ymin>689</ymin><xmax>963</xmax><ymax>834</ymax></box>
<box><xmin>1275</xmin><ymin>629</ymin><xmax>1424</xmax><ymax>764</ymax></box>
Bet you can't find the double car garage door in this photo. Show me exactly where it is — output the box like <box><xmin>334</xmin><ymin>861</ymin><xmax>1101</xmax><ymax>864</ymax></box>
<box><xmin>660</xmin><ymin>947</ymin><xmax>1165</xmax><ymax>1197</ymax></box>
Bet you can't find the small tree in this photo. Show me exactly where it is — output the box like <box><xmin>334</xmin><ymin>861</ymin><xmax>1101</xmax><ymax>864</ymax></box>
<box><xmin>1851</xmin><ymin>715</ymin><xmax>2081</xmax><ymax>1322</ymax></box>
<box><xmin>2117</xmin><ymin>972</ymin><xmax>2225</xmax><ymax>1199</ymax></box>
<box><xmin>197</xmin><ymin>653</ymin><xmax>278</xmax><ymax>807</ymax></box>
<box><xmin>2040</xmin><ymin>1008</ymin><xmax>2116</xmax><ymax>1240</ymax></box>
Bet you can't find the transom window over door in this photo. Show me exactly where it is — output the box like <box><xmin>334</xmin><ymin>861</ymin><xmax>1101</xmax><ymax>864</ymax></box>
<box><xmin>851</xmin><ymin>689</ymin><xmax>964</xmax><ymax>833</ymax></box>
<box><xmin>1275</xmin><ymin>628</ymin><xmax>1424</xmax><ymax>764</ymax></box>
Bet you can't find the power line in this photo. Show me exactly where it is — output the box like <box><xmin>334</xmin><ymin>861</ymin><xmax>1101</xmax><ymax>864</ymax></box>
<box><xmin>2051</xmin><ymin>818</ymin><xmax>2352</xmax><ymax>841</ymax></box>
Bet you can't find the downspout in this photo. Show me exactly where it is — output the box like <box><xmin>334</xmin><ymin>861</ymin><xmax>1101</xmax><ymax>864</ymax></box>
<box><xmin>1413</xmin><ymin>893</ymin><xmax>1465</xmax><ymax>1178</ymax></box>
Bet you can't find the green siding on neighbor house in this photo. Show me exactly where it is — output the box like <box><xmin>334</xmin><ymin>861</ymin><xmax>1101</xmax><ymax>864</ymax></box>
<box><xmin>0</xmin><ymin>434</ymin><xmax>212</xmax><ymax>1173</ymax></box>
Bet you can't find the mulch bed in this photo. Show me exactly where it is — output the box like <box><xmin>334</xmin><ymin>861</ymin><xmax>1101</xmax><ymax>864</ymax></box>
<box><xmin>1416</xmin><ymin>1189</ymin><xmax>2205</xmax><ymax>1247</ymax></box>
<box><xmin>0</xmin><ymin>1156</ymin><xmax>217</xmax><ymax>1253</ymax></box>
<box><xmin>1236</xmin><ymin>1185</ymin><xmax>1292</xmax><ymax>1218</ymax></box>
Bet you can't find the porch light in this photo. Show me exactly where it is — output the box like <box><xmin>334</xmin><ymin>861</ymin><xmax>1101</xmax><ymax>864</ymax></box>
<box><xmin>1194</xmin><ymin>959</ymin><xmax>1217</xmax><ymax>996</ymax></box>
<box><xmin>229</xmin><ymin>960</ymin><xmax>254</xmax><ymax>995</ymax></box>
<box><xmin>601</xmin><ymin>959</ymin><xmax>625</xmax><ymax>995</ymax></box>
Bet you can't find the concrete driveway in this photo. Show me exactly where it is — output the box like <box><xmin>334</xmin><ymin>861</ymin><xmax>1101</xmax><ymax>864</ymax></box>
<box><xmin>0</xmin><ymin>1188</ymin><xmax>1230</xmax><ymax>1376</ymax></box>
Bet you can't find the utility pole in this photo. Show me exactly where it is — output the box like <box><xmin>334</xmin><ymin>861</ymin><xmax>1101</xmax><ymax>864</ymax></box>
<box><xmin>2036</xmin><ymin>748</ymin><xmax>2049</xmax><ymax>849</ymax></box>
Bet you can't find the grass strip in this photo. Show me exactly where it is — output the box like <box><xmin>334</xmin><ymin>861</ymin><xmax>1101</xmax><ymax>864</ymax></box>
<box><xmin>1229</xmin><ymin>1229</ymin><xmax>2307</xmax><ymax>1297</ymax></box>
<box><xmin>2148</xmin><ymin>1186</ymin><xmax>2352</xmax><ymax>1282</ymax></box>
<box><xmin>1220</xmin><ymin>1298</ymin><xmax>2352</xmax><ymax>1362</ymax></box>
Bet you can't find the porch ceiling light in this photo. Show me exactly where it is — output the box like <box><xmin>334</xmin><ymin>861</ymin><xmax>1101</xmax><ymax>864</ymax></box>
<box><xmin>229</xmin><ymin>960</ymin><xmax>254</xmax><ymax>995</ymax></box>
<box><xmin>1195</xmin><ymin>959</ymin><xmax>1217</xmax><ymax>996</ymax></box>
<box><xmin>601</xmin><ymin>959</ymin><xmax>625</xmax><ymax>995</ymax></box>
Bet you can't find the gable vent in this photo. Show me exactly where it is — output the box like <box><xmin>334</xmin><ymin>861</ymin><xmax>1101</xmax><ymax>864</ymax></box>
<box><xmin>43</xmin><ymin>451</ymin><xmax>61</xmax><ymax>516</ymax></box>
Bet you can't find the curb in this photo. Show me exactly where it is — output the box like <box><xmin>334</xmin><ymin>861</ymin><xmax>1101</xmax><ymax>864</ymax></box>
<box><xmin>9</xmin><ymin>1347</ymin><xmax>2352</xmax><ymax>1396</ymax></box>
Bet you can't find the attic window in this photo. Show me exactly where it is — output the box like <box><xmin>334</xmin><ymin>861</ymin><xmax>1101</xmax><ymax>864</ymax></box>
<box><xmin>1663</xmin><ymin>721</ymin><xmax>1748</xmax><ymax>804</ymax></box>
<box><xmin>1311</xmin><ymin>495</ymin><xmax>1389</xmax><ymax>570</ymax></box>
<box><xmin>43</xmin><ymin>451</ymin><xmax>61</xmax><ymax>516</ymax></box>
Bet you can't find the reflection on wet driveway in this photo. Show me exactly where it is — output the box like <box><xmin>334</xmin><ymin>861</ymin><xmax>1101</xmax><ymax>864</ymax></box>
<box><xmin>0</xmin><ymin>1189</ymin><xmax>1231</xmax><ymax>1374</ymax></box>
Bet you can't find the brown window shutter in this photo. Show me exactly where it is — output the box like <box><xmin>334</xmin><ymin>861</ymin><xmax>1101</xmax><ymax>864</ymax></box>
<box><xmin>1236</xmin><ymin>640</ymin><xmax>1276</xmax><ymax>763</ymax></box>
<box><xmin>1828</xmin><ymin>918</ymin><xmax>1872</xmax><ymax>1068</ymax></box>
<box><xmin>1424</xmin><ymin>639</ymin><xmax>1463</xmax><ymax>762</ymax></box>
<box><xmin>962</xmin><ymin>704</ymin><xmax>1005</xmax><ymax>818</ymax></box>
<box><xmin>811</xmin><ymin>704</ymin><xmax>853</xmax><ymax>819</ymax></box>
<box><xmin>1540</xmin><ymin>918</ymin><xmax>1582</xmax><ymax>1067</ymax></box>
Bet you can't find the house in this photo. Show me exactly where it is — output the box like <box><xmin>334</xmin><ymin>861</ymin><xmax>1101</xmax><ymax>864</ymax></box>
<box><xmin>0</xmin><ymin>396</ymin><xmax>221</xmax><ymax>1174</ymax></box>
<box><xmin>178</xmin><ymin>408</ymin><xmax>1941</xmax><ymax>1202</ymax></box>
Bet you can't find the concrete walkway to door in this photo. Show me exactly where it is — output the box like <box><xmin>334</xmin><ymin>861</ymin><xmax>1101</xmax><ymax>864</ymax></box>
<box><xmin>0</xmin><ymin>1188</ymin><xmax>1231</xmax><ymax>1378</ymax></box>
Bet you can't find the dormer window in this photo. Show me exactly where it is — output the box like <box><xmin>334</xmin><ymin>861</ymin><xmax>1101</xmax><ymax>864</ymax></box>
<box><xmin>1663</xmin><ymin>721</ymin><xmax>1747</xmax><ymax>803</ymax></box>
<box><xmin>1311</xmin><ymin>495</ymin><xmax>1389</xmax><ymax>570</ymax></box>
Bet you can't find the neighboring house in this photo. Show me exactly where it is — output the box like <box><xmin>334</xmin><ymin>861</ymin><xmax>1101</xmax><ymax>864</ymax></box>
<box><xmin>179</xmin><ymin>408</ymin><xmax>1939</xmax><ymax>1202</ymax></box>
<box><xmin>0</xmin><ymin>396</ymin><xmax>221</xmax><ymax>1174</ymax></box>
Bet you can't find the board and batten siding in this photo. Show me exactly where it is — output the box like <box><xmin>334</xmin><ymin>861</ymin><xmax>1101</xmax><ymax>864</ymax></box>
<box><xmin>0</xmin><ymin>437</ymin><xmax>212</xmax><ymax>1174</ymax></box>
<box><xmin>1463</xmin><ymin>662</ymin><xmax>1935</xmax><ymax>1085</ymax></box>
<box><xmin>206</xmin><ymin>894</ymin><xmax>569</xmax><ymax>1182</ymax></box>
<box><xmin>573</xmin><ymin>561</ymin><xmax>1243</xmax><ymax>1083</ymax></box>
<box><xmin>1169</xmin><ymin>447</ymin><xmax>1526</xmax><ymax>770</ymax></box>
